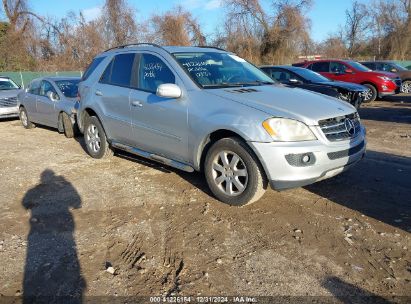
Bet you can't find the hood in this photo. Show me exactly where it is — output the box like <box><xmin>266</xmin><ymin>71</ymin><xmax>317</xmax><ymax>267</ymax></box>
<box><xmin>205</xmin><ymin>84</ymin><xmax>356</xmax><ymax>126</ymax></box>
<box><xmin>367</xmin><ymin>71</ymin><xmax>398</xmax><ymax>79</ymax></box>
<box><xmin>0</xmin><ymin>89</ymin><xmax>22</xmax><ymax>99</ymax></box>
<box><xmin>397</xmin><ymin>70</ymin><xmax>411</xmax><ymax>78</ymax></box>
<box><xmin>320</xmin><ymin>81</ymin><xmax>367</xmax><ymax>92</ymax></box>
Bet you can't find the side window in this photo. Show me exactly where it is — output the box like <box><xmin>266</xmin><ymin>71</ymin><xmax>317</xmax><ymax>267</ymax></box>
<box><xmin>39</xmin><ymin>80</ymin><xmax>57</xmax><ymax>97</ymax></box>
<box><xmin>382</xmin><ymin>63</ymin><xmax>393</xmax><ymax>72</ymax></box>
<box><xmin>82</xmin><ymin>56</ymin><xmax>105</xmax><ymax>81</ymax></box>
<box><xmin>311</xmin><ymin>62</ymin><xmax>330</xmax><ymax>72</ymax></box>
<box><xmin>100</xmin><ymin>59</ymin><xmax>113</xmax><ymax>84</ymax></box>
<box><xmin>270</xmin><ymin>70</ymin><xmax>292</xmax><ymax>82</ymax></box>
<box><xmin>330</xmin><ymin>62</ymin><xmax>347</xmax><ymax>73</ymax></box>
<box><xmin>363</xmin><ymin>62</ymin><xmax>375</xmax><ymax>70</ymax></box>
<box><xmin>28</xmin><ymin>80</ymin><xmax>41</xmax><ymax>95</ymax></box>
<box><xmin>110</xmin><ymin>53</ymin><xmax>136</xmax><ymax>87</ymax></box>
<box><xmin>138</xmin><ymin>54</ymin><xmax>175</xmax><ymax>93</ymax></box>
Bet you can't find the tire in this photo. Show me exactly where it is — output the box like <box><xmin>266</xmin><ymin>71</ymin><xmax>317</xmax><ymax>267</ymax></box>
<box><xmin>19</xmin><ymin>107</ymin><xmax>35</xmax><ymax>129</ymax></box>
<box><xmin>362</xmin><ymin>84</ymin><xmax>377</xmax><ymax>103</ymax></box>
<box><xmin>83</xmin><ymin>115</ymin><xmax>113</xmax><ymax>159</ymax></box>
<box><xmin>401</xmin><ymin>80</ymin><xmax>411</xmax><ymax>94</ymax></box>
<box><xmin>62</xmin><ymin>112</ymin><xmax>75</xmax><ymax>138</ymax></box>
<box><xmin>204</xmin><ymin>137</ymin><xmax>268</xmax><ymax>206</ymax></box>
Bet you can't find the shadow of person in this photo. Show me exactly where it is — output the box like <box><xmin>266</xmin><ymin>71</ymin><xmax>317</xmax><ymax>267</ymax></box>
<box><xmin>22</xmin><ymin>169</ymin><xmax>85</xmax><ymax>303</ymax></box>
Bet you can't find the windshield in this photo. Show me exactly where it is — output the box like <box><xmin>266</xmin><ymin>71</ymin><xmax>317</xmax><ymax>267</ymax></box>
<box><xmin>173</xmin><ymin>52</ymin><xmax>274</xmax><ymax>88</ymax></box>
<box><xmin>0</xmin><ymin>79</ymin><xmax>19</xmax><ymax>90</ymax></box>
<box><xmin>55</xmin><ymin>79</ymin><xmax>80</xmax><ymax>98</ymax></box>
<box><xmin>391</xmin><ymin>63</ymin><xmax>407</xmax><ymax>71</ymax></box>
<box><xmin>293</xmin><ymin>68</ymin><xmax>330</xmax><ymax>82</ymax></box>
<box><xmin>348</xmin><ymin>61</ymin><xmax>371</xmax><ymax>72</ymax></box>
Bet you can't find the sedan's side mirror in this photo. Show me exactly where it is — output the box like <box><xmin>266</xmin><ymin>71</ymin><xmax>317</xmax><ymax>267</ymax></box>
<box><xmin>390</xmin><ymin>68</ymin><xmax>398</xmax><ymax>73</ymax></box>
<box><xmin>345</xmin><ymin>68</ymin><xmax>354</xmax><ymax>74</ymax></box>
<box><xmin>156</xmin><ymin>83</ymin><xmax>182</xmax><ymax>99</ymax></box>
<box><xmin>47</xmin><ymin>91</ymin><xmax>59</xmax><ymax>102</ymax></box>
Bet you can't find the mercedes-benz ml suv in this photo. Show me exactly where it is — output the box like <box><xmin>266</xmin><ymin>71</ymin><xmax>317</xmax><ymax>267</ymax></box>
<box><xmin>77</xmin><ymin>44</ymin><xmax>366</xmax><ymax>206</ymax></box>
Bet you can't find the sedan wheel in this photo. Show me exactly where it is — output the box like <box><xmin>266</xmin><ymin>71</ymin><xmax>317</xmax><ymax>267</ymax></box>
<box><xmin>401</xmin><ymin>80</ymin><xmax>411</xmax><ymax>94</ymax></box>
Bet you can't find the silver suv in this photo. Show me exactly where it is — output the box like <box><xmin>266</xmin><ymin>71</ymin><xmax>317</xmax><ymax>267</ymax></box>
<box><xmin>77</xmin><ymin>44</ymin><xmax>366</xmax><ymax>205</ymax></box>
<box><xmin>0</xmin><ymin>76</ymin><xmax>22</xmax><ymax>119</ymax></box>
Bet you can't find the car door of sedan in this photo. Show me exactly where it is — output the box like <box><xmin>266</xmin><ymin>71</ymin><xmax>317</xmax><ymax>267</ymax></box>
<box><xmin>22</xmin><ymin>79</ymin><xmax>41</xmax><ymax>122</ymax></box>
<box><xmin>36</xmin><ymin>80</ymin><xmax>59</xmax><ymax>127</ymax></box>
<box><xmin>129</xmin><ymin>52</ymin><xmax>189</xmax><ymax>163</ymax></box>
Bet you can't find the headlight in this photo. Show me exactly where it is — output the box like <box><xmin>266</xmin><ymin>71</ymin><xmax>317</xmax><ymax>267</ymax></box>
<box><xmin>377</xmin><ymin>76</ymin><xmax>391</xmax><ymax>81</ymax></box>
<box><xmin>262</xmin><ymin>118</ymin><xmax>317</xmax><ymax>141</ymax></box>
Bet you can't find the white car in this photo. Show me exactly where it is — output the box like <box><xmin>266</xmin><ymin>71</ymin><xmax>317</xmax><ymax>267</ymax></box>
<box><xmin>0</xmin><ymin>77</ymin><xmax>21</xmax><ymax>119</ymax></box>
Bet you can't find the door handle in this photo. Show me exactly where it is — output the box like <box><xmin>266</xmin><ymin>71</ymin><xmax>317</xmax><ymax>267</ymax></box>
<box><xmin>131</xmin><ymin>100</ymin><xmax>143</xmax><ymax>107</ymax></box>
<box><xmin>95</xmin><ymin>90</ymin><xmax>103</xmax><ymax>96</ymax></box>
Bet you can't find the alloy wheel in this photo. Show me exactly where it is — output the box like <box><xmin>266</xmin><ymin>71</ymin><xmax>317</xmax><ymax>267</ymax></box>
<box><xmin>86</xmin><ymin>124</ymin><xmax>101</xmax><ymax>153</ymax></box>
<box><xmin>401</xmin><ymin>81</ymin><xmax>411</xmax><ymax>94</ymax></box>
<box><xmin>20</xmin><ymin>110</ymin><xmax>28</xmax><ymax>126</ymax></box>
<box><xmin>211</xmin><ymin>151</ymin><xmax>248</xmax><ymax>196</ymax></box>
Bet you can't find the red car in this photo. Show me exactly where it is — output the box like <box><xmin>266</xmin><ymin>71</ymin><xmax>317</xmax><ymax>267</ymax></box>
<box><xmin>294</xmin><ymin>60</ymin><xmax>401</xmax><ymax>102</ymax></box>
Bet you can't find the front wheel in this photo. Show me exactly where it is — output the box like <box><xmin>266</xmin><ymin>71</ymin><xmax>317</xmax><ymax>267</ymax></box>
<box><xmin>401</xmin><ymin>80</ymin><xmax>411</xmax><ymax>94</ymax></box>
<box><xmin>84</xmin><ymin>116</ymin><xmax>113</xmax><ymax>159</ymax></box>
<box><xmin>362</xmin><ymin>84</ymin><xmax>377</xmax><ymax>103</ymax></box>
<box><xmin>204</xmin><ymin>137</ymin><xmax>267</xmax><ymax>206</ymax></box>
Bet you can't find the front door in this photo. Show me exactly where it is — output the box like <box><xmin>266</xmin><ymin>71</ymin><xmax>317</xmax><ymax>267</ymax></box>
<box><xmin>36</xmin><ymin>80</ymin><xmax>58</xmax><ymax>127</ymax></box>
<box><xmin>129</xmin><ymin>52</ymin><xmax>189</xmax><ymax>163</ymax></box>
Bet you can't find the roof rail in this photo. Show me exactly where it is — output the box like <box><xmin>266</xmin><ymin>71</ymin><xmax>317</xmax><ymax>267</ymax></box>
<box><xmin>198</xmin><ymin>45</ymin><xmax>228</xmax><ymax>52</ymax></box>
<box><xmin>103</xmin><ymin>42</ymin><xmax>165</xmax><ymax>53</ymax></box>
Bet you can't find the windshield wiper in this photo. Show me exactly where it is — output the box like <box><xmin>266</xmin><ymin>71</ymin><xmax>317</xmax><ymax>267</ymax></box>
<box><xmin>203</xmin><ymin>83</ymin><xmax>246</xmax><ymax>88</ymax></box>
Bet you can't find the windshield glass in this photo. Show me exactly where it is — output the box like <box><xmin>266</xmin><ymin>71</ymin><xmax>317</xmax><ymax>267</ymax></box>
<box><xmin>348</xmin><ymin>61</ymin><xmax>371</xmax><ymax>72</ymax></box>
<box><xmin>391</xmin><ymin>63</ymin><xmax>407</xmax><ymax>71</ymax></box>
<box><xmin>293</xmin><ymin>68</ymin><xmax>330</xmax><ymax>82</ymax></box>
<box><xmin>55</xmin><ymin>79</ymin><xmax>80</xmax><ymax>98</ymax></box>
<box><xmin>0</xmin><ymin>79</ymin><xmax>19</xmax><ymax>90</ymax></box>
<box><xmin>173</xmin><ymin>52</ymin><xmax>274</xmax><ymax>88</ymax></box>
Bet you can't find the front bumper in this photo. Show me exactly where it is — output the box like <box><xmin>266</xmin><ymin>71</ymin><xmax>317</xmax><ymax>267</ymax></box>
<box><xmin>249</xmin><ymin>126</ymin><xmax>366</xmax><ymax>190</ymax></box>
<box><xmin>0</xmin><ymin>106</ymin><xmax>19</xmax><ymax>118</ymax></box>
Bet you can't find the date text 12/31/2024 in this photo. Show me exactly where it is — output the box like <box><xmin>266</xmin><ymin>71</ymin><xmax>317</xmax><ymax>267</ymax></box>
<box><xmin>149</xmin><ymin>296</ymin><xmax>258</xmax><ymax>303</ymax></box>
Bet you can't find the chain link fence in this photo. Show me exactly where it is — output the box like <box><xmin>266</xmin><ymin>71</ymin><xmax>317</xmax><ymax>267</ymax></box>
<box><xmin>0</xmin><ymin>71</ymin><xmax>83</xmax><ymax>88</ymax></box>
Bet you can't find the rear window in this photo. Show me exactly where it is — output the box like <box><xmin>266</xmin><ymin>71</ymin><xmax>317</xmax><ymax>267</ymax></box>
<box><xmin>311</xmin><ymin>62</ymin><xmax>330</xmax><ymax>72</ymax></box>
<box><xmin>55</xmin><ymin>79</ymin><xmax>80</xmax><ymax>98</ymax></box>
<box><xmin>82</xmin><ymin>57</ymin><xmax>105</xmax><ymax>81</ymax></box>
<box><xmin>99</xmin><ymin>53</ymin><xmax>136</xmax><ymax>88</ymax></box>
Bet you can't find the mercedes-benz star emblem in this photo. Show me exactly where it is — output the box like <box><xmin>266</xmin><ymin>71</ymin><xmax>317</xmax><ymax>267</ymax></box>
<box><xmin>344</xmin><ymin>118</ymin><xmax>355</xmax><ymax>136</ymax></box>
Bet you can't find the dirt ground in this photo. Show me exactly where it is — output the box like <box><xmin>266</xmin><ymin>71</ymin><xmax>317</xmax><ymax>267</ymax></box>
<box><xmin>0</xmin><ymin>95</ymin><xmax>410</xmax><ymax>303</ymax></box>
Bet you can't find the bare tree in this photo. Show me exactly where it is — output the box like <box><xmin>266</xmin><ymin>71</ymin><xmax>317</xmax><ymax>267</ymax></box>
<box><xmin>344</xmin><ymin>1</ymin><xmax>369</xmax><ymax>57</ymax></box>
<box><xmin>150</xmin><ymin>6</ymin><xmax>205</xmax><ymax>46</ymax></box>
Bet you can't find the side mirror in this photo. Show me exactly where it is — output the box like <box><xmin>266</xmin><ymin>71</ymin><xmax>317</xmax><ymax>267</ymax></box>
<box><xmin>47</xmin><ymin>91</ymin><xmax>59</xmax><ymax>102</ymax></box>
<box><xmin>289</xmin><ymin>78</ymin><xmax>301</xmax><ymax>84</ymax></box>
<box><xmin>156</xmin><ymin>83</ymin><xmax>182</xmax><ymax>99</ymax></box>
<box><xmin>25</xmin><ymin>88</ymin><xmax>29</xmax><ymax>93</ymax></box>
<box><xmin>390</xmin><ymin>68</ymin><xmax>397</xmax><ymax>73</ymax></box>
<box><xmin>345</xmin><ymin>68</ymin><xmax>353</xmax><ymax>74</ymax></box>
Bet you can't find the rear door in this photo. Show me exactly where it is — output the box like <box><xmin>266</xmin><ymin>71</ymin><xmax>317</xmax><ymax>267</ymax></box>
<box><xmin>309</xmin><ymin>61</ymin><xmax>332</xmax><ymax>79</ymax></box>
<box><xmin>129</xmin><ymin>52</ymin><xmax>189</xmax><ymax>162</ymax></box>
<box><xmin>36</xmin><ymin>80</ymin><xmax>59</xmax><ymax>127</ymax></box>
<box><xmin>93</xmin><ymin>53</ymin><xmax>136</xmax><ymax>145</ymax></box>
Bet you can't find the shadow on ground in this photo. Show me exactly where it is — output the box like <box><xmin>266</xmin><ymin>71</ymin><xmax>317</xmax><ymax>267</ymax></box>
<box><xmin>359</xmin><ymin>94</ymin><xmax>411</xmax><ymax>124</ymax></box>
<box><xmin>22</xmin><ymin>169</ymin><xmax>85</xmax><ymax>303</ymax></box>
<box><xmin>306</xmin><ymin>150</ymin><xmax>411</xmax><ymax>232</ymax></box>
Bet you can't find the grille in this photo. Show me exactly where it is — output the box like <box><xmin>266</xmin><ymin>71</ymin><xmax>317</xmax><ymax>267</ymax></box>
<box><xmin>319</xmin><ymin>113</ymin><xmax>361</xmax><ymax>142</ymax></box>
<box><xmin>327</xmin><ymin>141</ymin><xmax>365</xmax><ymax>160</ymax></box>
<box><xmin>0</xmin><ymin>96</ymin><xmax>18</xmax><ymax>108</ymax></box>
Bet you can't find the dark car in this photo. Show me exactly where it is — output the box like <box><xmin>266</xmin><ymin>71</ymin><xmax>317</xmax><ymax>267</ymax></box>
<box><xmin>260</xmin><ymin>65</ymin><xmax>367</xmax><ymax>108</ymax></box>
<box><xmin>360</xmin><ymin>61</ymin><xmax>411</xmax><ymax>94</ymax></box>
<box><xmin>294</xmin><ymin>59</ymin><xmax>401</xmax><ymax>102</ymax></box>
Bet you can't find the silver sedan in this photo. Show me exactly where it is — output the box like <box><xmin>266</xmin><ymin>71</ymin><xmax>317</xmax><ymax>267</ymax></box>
<box><xmin>17</xmin><ymin>77</ymin><xmax>80</xmax><ymax>138</ymax></box>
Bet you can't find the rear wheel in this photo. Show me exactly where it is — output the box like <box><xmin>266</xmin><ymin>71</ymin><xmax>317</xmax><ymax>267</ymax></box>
<box><xmin>401</xmin><ymin>80</ymin><xmax>411</xmax><ymax>94</ymax></box>
<box><xmin>362</xmin><ymin>84</ymin><xmax>377</xmax><ymax>103</ymax></box>
<box><xmin>84</xmin><ymin>115</ymin><xmax>113</xmax><ymax>159</ymax></box>
<box><xmin>62</xmin><ymin>112</ymin><xmax>75</xmax><ymax>138</ymax></box>
<box><xmin>19</xmin><ymin>107</ymin><xmax>35</xmax><ymax>129</ymax></box>
<box><xmin>204</xmin><ymin>137</ymin><xmax>267</xmax><ymax>206</ymax></box>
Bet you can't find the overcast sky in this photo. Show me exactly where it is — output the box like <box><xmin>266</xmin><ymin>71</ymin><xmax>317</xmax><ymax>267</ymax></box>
<box><xmin>27</xmin><ymin>0</ymin><xmax>364</xmax><ymax>42</ymax></box>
